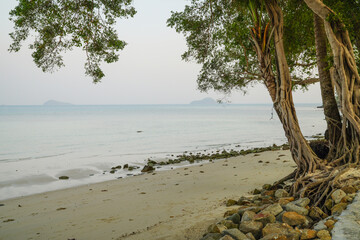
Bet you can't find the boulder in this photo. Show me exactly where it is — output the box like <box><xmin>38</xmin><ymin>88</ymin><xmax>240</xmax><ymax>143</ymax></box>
<box><xmin>278</xmin><ymin>197</ymin><xmax>295</xmax><ymax>206</ymax></box>
<box><xmin>275</xmin><ymin>189</ymin><xmax>289</xmax><ymax>198</ymax></box>
<box><xmin>262</xmin><ymin>184</ymin><xmax>272</xmax><ymax>190</ymax></box>
<box><xmin>241</xmin><ymin>211</ymin><xmax>256</xmax><ymax>222</ymax></box>
<box><xmin>309</xmin><ymin>207</ymin><xmax>328</xmax><ymax>220</ymax></box>
<box><xmin>282</xmin><ymin>212</ymin><xmax>306</xmax><ymax>226</ymax></box>
<box><xmin>331</xmin><ymin>202</ymin><xmax>348</xmax><ymax>215</ymax></box>
<box><xmin>226</xmin><ymin>199</ymin><xmax>238</xmax><ymax>207</ymax></box>
<box><xmin>292</xmin><ymin>198</ymin><xmax>310</xmax><ymax>208</ymax></box>
<box><xmin>261</xmin><ymin>203</ymin><xmax>284</xmax><ymax>216</ymax></box>
<box><xmin>262</xmin><ymin>223</ymin><xmax>300</xmax><ymax>239</ymax></box>
<box><xmin>238</xmin><ymin>207</ymin><xmax>262</xmax><ymax>216</ymax></box>
<box><xmin>331</xmin><ymin>189</ymin><xmax>347</xmax><ymax>204</ymax></box>
<box><xmin>208</xmin><ymin>224</ymin><xmax>227</xmax><ymax>233</ymax></box>
<box><xmin>341</xmin><ymin>186</ymin><xmax>357</xmax><ymax>194</ymax></box>
<box><xmin>317</xmin><ymin>230</ymin><xmax>331</xmax><ymax>239</ymax></box>
<box><xmin>246</xmin><ymin>232</ymin><xmax>256</xmax><ymax>240</ymax></box>
<box><xmin>141</xmin><ymin>165</ymin><xmax>155</xmax><ymax>172</ymax></box>
<box><xmin>313</xmin><ymin>219</ymin><xmax>327</xmax><ymax>231</ymax></box>
<box><xmin>324</xmin><ymin>219</ymin><xmax>335</xmax><ymax>230</ymax></box>
<box><xmin>222</xmin><ymin>229</ymin><xmax>249</xmax><ymax>240</ymax></box>
<box><xmin>219</xmin><ymin>236</ymin><xmax>235</xmax><ymax>240</ymax></box>
<box><xmin>239</xmin><ymin>221</ymin><xmax>263</xmax><ymax>239</ymax></box>
<box><xmin>226</xmin><ymin>213</ymin><xmax>241</xmax><ymax>224</ymax></box>
<box><xmin>324</xmin><ymin>199</ymin><xmax>333</xmax><ymax>210</ymax></box>
<box><xmin>300</xmin><ymin>229</ymin><xmax>317</xmax><ymax>240</ymax></box>
<box><xmin>220</xmin><ymin>220</ymin><xmax>238</xmax><ymax>229</ymax></box>
<box><xmin>201</xmin><ymin>233</ymin><xmax>223</xmax><ymax>240</ymax></box>
<box><xmin>284</xmin><ymin>203</ymin><xmax>309</xmax><ymax>216</ymax></box>
<box><xmin>253</xmin><ymin>213</ymin><xmax>276</xmax><ymax>225</ymax></box>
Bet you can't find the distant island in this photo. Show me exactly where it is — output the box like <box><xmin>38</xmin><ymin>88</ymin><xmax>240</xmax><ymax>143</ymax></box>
<box><xmin>43</xmin><ymin>100</ymin><xmax>73</xmax><ymax>106</ymax></box>
<box><xmin>190</xmin><ymin>97</ymin><xmax>218</xmax><ymax>105</ymax></box>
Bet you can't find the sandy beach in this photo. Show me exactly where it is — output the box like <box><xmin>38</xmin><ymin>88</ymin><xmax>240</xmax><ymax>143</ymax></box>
<box><xmin>0</xmin><ymin>150</ymin><xmax>296</xmax><ymax>240</ymax></box>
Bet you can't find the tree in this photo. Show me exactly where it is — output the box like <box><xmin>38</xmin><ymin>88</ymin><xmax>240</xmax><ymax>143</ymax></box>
<box><xmin>168</xmin><ymin>0</ymin><xmax>360</xmax><ymax>209</ymax></box>
<box><xmin>8</xmin><ymin>0</ymin><xmax>136</xmax><ymax>82</ymax></box>
<box><xmin>168</xmin><ymin>0</ymin><xmax>321</xmax><ymax>177</ymax></box>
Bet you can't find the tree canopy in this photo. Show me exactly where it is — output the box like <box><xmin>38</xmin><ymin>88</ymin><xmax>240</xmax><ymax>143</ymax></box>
<box><xmin>9</xmin><ymin>0</ymin><xmax>136</xmax><ymax>82</ymax></box>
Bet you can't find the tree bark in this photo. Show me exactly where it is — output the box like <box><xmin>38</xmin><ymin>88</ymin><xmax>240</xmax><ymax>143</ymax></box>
<box><xmin>304</xmin><ymin>0</ymin><xmax>360</xmax><ymax>165</ymax></box>
<box><xmin>313</xmin><ymin>12</ymin><xmax>342</xmax><ymax>159</ymax></box>
<box><xmin>259</xmin><ymin>0</ymin><xmax>322</xmax><ymax>176</ymax></box>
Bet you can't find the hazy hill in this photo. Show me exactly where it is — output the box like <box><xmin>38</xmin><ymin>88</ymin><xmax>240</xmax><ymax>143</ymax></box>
<box><xmin>190</xmin><ymin>97</ymin><xmax>218</xmax><ymax>105</ymax></box>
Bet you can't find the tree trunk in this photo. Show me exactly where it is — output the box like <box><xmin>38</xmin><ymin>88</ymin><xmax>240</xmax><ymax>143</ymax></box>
<box><xmin>313</xmin><ymin>12</ymin><xmax>342</xmax><ymax>159</ymax></box>
<box><xmin>256</xmin><ymin>0</ymin><xmax>323</xmax><ymax>177</ymax></box>
<box><xmin>304</xmin><ymin>0</ymin><xmax>360</xmax><ymax>165</ymax></box>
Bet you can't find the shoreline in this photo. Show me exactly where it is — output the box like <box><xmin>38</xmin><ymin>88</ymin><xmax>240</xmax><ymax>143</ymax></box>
<box><xmin>0</xmin><ymin>149</ymin><xmax>296</xmax><ymax>240</ymax></box>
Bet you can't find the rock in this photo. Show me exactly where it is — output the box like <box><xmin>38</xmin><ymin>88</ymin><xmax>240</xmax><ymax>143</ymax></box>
<box><xmin>263</xmin><ymin>184</ymin><xmax>272</xmax><ymax>190</ymax></box>
<box><xmin>324</xmin><ymin>199</ymin><xmax>333</xmax><ymax>210</ymax></box>
<box><xmin>300</xmin><ymin>229</ymin><xmax>317</xmax><ymax>240</ymax></box>
<box><xmin>239</xmin><ymin>221</ymin><xmax>263</xmax><ymax>239</ymax></box>
<box><xmin>241</xmin><ymin>211</ymin><xmax>256</xmax><ymax>222</ymax></box>
<box><xmin>317</xmin><ymin>230</ymin><xmax>331</xmax><ymax>239</ymax></box>
<box><xmin>227</xmin><ymin>199</ymin><xmax>238</xmax><ymax>207</ymax></box>
<box><xmin>261</xmin><ymin>203</ymin><xmax>284</xmax><ymax>216</ymax></box>
<box><xmin>226</xmin><ymin>213</ymin><xmax>241</xmax><ymax>224</ymax></box>
<box><xmin>219</xmin><ymin>236</ymin><xmax>235</xmax><ymax>240</ymax></box>
<box><xmin>237</xmin><ymin>198</ymin><xmax>252</xmax><ymax>205</ymax></box>
<box><xmin>276</xmin><ymin>211</ymin><xmax>286</xmax><ymax>222</ymax></box>
<box><xmin>253</xmin><ymin>188</ymin><xmax>262</xmax><ymax>195</ymax></box>
<box><xmin>284</xmin><ymin>203</ymin><xmax>309</xmax><ymax>216</ymax></box>
<box><xmin>141</xmin><ymin>165</ymin><xmax>155</xmax><ymax>172</ymax></box>
<box><xmin>309</xmin><ymin>207</ymin><xmax>328</xmax><ymax>220</ymax></box>
<box><xmin>340</xmin><ymin>195</ymin><xmax>353</xmax><ymax>203</ymax></box>
<box><xmin>324</xmin><ymin>219</ymin><xmax>335</xmax><ymax>230</ymax></box>
<box><xmin>262</xmin><ymin>223</ymin><xmax>300</xmax><ymax>239</ymax></box>
<box><xmin>275</xmin><ymin>189</ymin><xmax>289</xmax><ymax>198</ymax></box>
<box><xmin>331</xmin><ymin>203</ymin><xmax>348</xmax><ymax>215</ymax></box>
<box><xmin>253</xmin><ymin>213</ymin><xmax>276</xmax><ymax>225</ymax></box>
<box><xmin>238</xmin><ymin>207</ymin><xmax>262</xmax><ymax>216</ymax></box>
<box><xmin>331</xmin><ymin>189</ymin><xmax>347</xmax><ymax>204</ymax></box>
<box><xmin>201</xmin><ymin>233</ymin><xmax>223</xmax><ymax>240</ymax></box>
<box><xmin>246</xmin><ymin>232</ymin><xmax>256</xmax><ymax>240</ymax></box>
<box><xmin>282</xmin><ymin>212</ymin><xmax>306</xmax><ymax>226</ymax></box>
<box><xmin>259</xmin><ymin>232</ymin><xmax>298</xmax><ymax>240</ymax></box>
<box><xmin>225</xmin><ymin>208</ymin><xmax>241</xmax><ymax>217</ymax></box>
<box><xmin>278</xmin><ymin>197</ymin><xmax>295</xmax><ymax>206</ymax></box>
<box><xmin>262</xmin><ymin>190</ymin><xmax>275</xmax><ymax>197</ymax></box>
<box><xmin>293</xmin><ymin>198</ymin><xmax>310</xmax><ymax>208</ymax></box>
<box><xmin>220</xmin><ymin>220</ymin><xmax>238</xmax><ymax>229</ymax></box>
<box><xmin>303</xmin><ymin>216</ymin><xmax>314</xmax><ymax>229</ymax></box>
<box><xmin>123</xmin><ymin>164</ymin><xmax>129</xmax><ymax>169</ymax></box>
<box><xmin>208</xmin><ymin>224</ymin><xmax>227</xmax><ymax>233</ymax></box>
<box><xmin>58</xmin><ymin>176</ymin><xmax>69</xmax><ymax>180</ymax></box>
<box><xmin>222</xmin><ymin>229</ymin><xmax>249</xmax><ymax>240</ymax></box>
<box><xmin>313</xmin><ymin>219</ymin><xmax>327</xmax><ymax>231</ymax></box>
<box><xmin>341</xmin><ymin>186</ymin><xmax>357</xmax><ymax>194</ymax></box>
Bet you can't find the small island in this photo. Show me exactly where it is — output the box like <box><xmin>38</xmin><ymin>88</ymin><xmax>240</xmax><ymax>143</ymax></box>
<box><xmin>190</xmin><ymin>97</ymin><xmax>218</xmax><ymax>105</ymax></box>
<box><xmin>43</xmin><ymin>100</ymin><xmax>73</xmax><ymax>106</ymax></box>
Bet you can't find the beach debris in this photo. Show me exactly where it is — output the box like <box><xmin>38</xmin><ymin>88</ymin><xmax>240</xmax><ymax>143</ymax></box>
<box><xmin>123</xmin><ymin>164</ymin><xmax>129</xmax><ymax>169</ymax></box>
<box><xmin>0</xmin><ymin>203</ymin><xmax>4</xmax><ymax>207</ymax></box>
<box><xmin>56</xmin><ymin>207</ymin><xmax>66</xmax><ymax>211</ymax></box>
<box><xmin>58</xmin><ymin>176</ymin><xmax>69</xmax><ymax>180</ymax></box>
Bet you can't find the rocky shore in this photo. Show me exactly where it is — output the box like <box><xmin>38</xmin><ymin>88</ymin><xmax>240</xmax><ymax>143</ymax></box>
<box><xmin>200</xmin><ymin>170</ymin><xmax>360</xmax><ymax>240</ymax></box>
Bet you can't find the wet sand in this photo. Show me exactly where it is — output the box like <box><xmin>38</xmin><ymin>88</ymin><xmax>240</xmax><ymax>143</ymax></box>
<box><xmin>0</xmin><ymin>150</ymin><xmax>295</xmax><ymax>240</ymax></box>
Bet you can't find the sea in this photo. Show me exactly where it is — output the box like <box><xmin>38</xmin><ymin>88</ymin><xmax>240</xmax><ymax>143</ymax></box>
<box><xmin>0</xmin><ymin>104</ymin><xmax>325</xmax><ymax>200</ymax></box>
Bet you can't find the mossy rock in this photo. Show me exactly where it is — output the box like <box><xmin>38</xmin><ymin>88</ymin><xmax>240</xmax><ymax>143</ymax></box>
<box><xmin>59</xmin><ymin>176</ymin><xmax>69</xmax><ymax>180</ymax></box>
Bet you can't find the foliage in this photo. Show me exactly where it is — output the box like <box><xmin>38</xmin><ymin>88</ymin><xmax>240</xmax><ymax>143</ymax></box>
<box><xmin>9</xmin><ymin>0</ymin><xmax>136</xmax><ymax>82</ymax></box>
<box><xmin>167</xmin><ymin>0</ymin><xmax>319</xmax><ymax>94</ymax></box>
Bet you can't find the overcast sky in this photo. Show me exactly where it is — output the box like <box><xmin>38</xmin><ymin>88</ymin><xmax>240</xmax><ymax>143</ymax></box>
<box><xmin>0</xmin><ymin>0</ymin><xmax>322</xmax><ymax>105</ymax></box>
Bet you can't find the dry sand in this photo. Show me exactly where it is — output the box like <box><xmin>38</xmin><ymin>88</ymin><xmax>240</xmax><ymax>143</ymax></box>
<box><xmin>0</xmin><ymin>150</ymin><xmax>295</xmax><ymax>240</ymax></box>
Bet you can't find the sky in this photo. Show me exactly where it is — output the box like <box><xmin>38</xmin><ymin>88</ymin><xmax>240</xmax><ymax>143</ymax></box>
<box><xmin>0</xmin><ymin>0</ymin><xmax>322</xmax><ymax>105</ymax></box>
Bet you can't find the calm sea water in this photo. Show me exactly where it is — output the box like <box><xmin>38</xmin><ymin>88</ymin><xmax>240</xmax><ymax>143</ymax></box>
<box><xmin>0</xmin><ymin>104</ymin><xmax>325</xmax><ymax>200</ymax></box>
